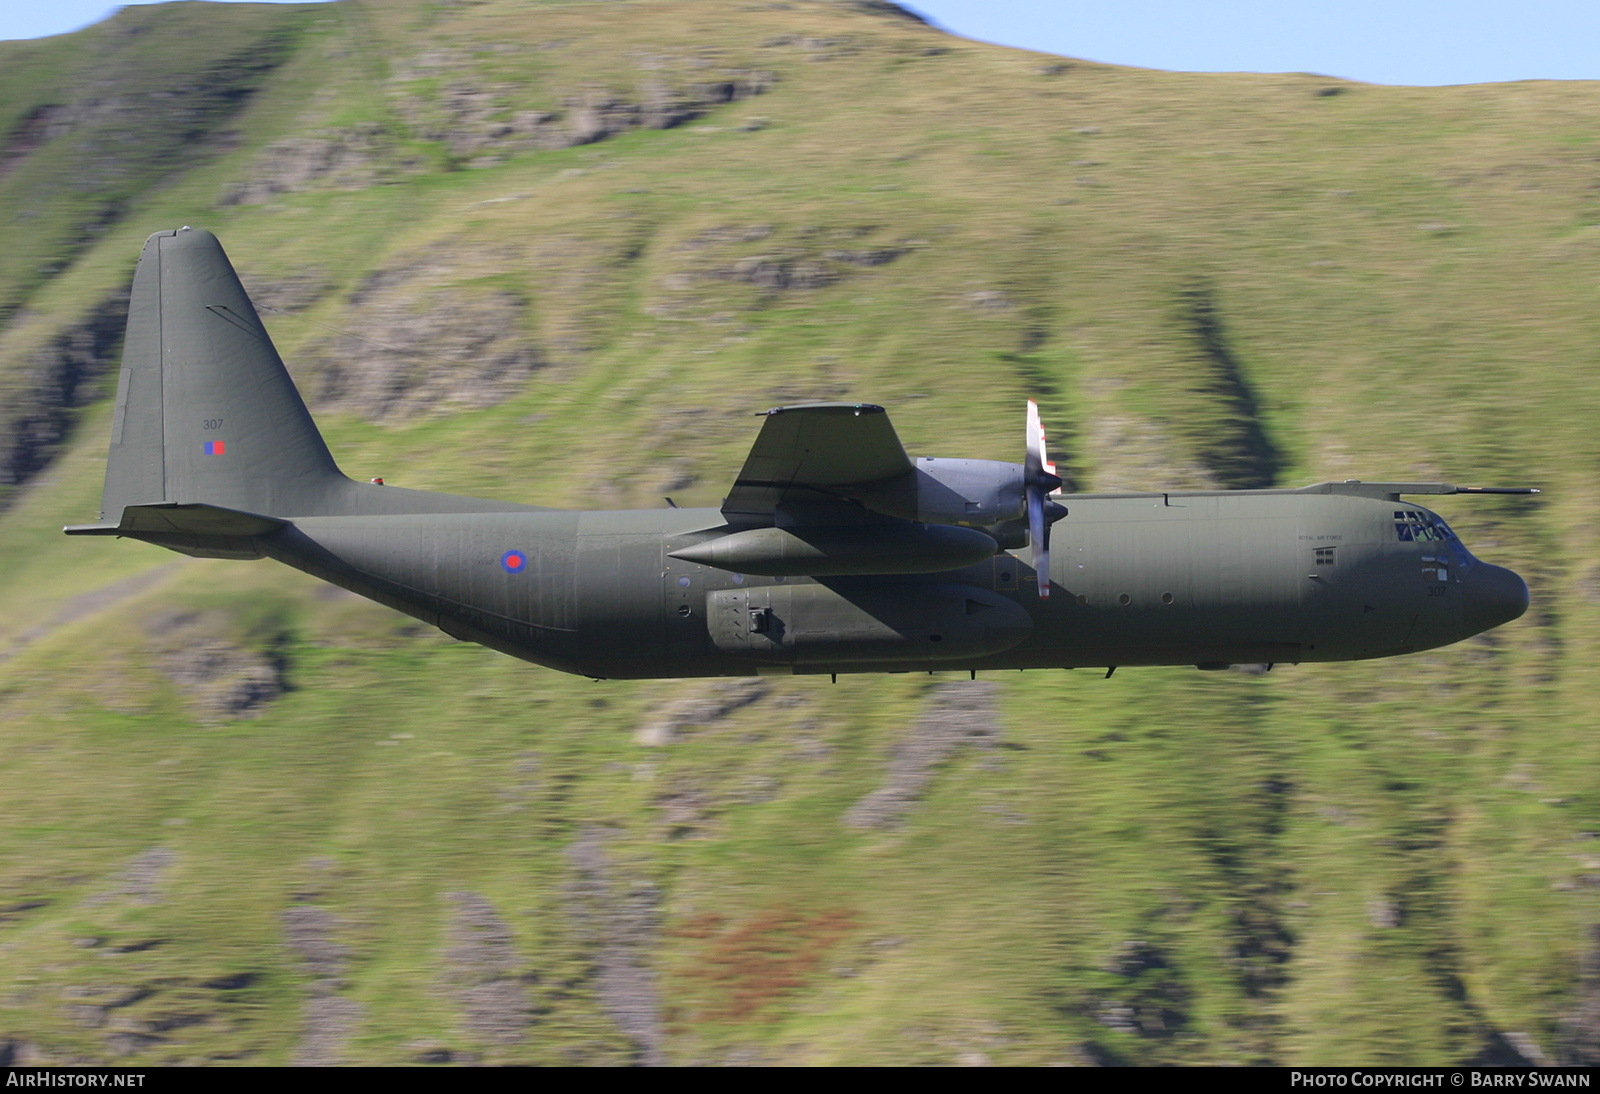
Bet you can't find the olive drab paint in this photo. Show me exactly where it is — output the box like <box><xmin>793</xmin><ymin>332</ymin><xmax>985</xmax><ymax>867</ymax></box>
<box><xmin>66</xmin><ymin>230</ymin><xmax>1534</xmax><ymax>679</ymax></box>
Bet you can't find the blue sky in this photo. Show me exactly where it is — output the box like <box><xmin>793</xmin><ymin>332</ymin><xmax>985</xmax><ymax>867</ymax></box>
<box><xmin>4</xmin><ymin>1</ymin><xmax>1598</xmax><ymax>87</ymax></box>
<box><xmin>909</xmin><ymin>0</ymin><xmax>1600</xmax><ymax>86</ymax></box>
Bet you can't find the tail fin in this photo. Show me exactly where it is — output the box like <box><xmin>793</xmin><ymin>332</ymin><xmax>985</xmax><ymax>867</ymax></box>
<box><xmin>99</xmin><ymin>227</ymin><xmax>343</xmax><ymax>522</ymax></box>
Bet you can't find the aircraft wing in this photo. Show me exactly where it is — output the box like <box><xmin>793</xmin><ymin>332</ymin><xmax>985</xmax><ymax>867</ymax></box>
<box><xmin>722</xmin><ymin>403</ymin><xmax>914</xmax><ymax>525</ymax></box>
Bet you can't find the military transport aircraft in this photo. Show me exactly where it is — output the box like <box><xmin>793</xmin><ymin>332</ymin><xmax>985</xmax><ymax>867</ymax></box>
<box><xmin>65</xmin><ymin>228</ymin><xmax>1533</xmax><ymax>679</ymax></box>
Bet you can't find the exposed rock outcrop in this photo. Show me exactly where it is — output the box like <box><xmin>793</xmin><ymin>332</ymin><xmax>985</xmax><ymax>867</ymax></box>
<box><xmin>82</xmin><ymin>846</ymin><xmax>175</xmax><ymax>909</ymax></box>
<box><xmin>649</xmin><ymin>224</ymin><xmax>914</xmax><ymax>316</ymax></box>
<box><xmin>220</xmin><ymin>126</ymin><xmax>392</xmax><ymax>206</ymax></box>
<box><xmin>145</xmin><ymin>610</ymin><xmax>288</xmax><ymax>722</ymax></box>
<box><xmin>1560</xmin><ymin>925</ymin><xmax>1600</xmax><ymax>1065</ymax></box>
<box><xmin>445</xmin><ymin>891</ymin><xmax>531</xmax><ymax>1048</ymax></box>
<box><xmin>0</xmin><ymin>291</ymin><xmax>129</xmax><ymax>510</ymax></box>
<box><xmin>844</xmin><ymin>681</ymin><xmax>1000</xmax><ymax>830</ymax></box>
<box><xmin>1092</xmin><ymin>939</ymin><xmax>1192</xmax><ymax>1041</ymax></box>
<box><xmin>566</xmin><ymin>829</ymin><xmax>664</xmax><ymax>1066</ymax></box>
<box><xmin>635</xmin><ymin>678</ymin><xmax>769</xmax><ymax>746</ymax></box>
<box><xmin>389</xmin><ymin>62</ymin><xmax>776</xmax><ymax>166</ymax></box>
<box><xmin>284</xmin><ymin>905</ymin><xmax>362</xmax><ymax>1067</ymax></box>
<box><xmin>308</xmin><ymin>258</ymin><xmax>542</xmax><ymax>421</ymax></box>
<box><xmin>237</xmin><ymin>269</ymin><xmax>333</xmax><ymax>314</ymax></box>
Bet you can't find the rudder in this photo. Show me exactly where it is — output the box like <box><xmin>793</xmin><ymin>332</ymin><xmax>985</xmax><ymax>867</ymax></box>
<box><xmin>100</xmin><ymin>227</ymin><xmax>342</xmax><ymax>522</ymax></box>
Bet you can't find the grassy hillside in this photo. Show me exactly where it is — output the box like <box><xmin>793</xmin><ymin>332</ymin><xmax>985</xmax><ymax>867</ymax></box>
<box><xmin>0</xmin><ymin>0</ymin><xmax>1597</xmax><ymax>1065</ymax></box>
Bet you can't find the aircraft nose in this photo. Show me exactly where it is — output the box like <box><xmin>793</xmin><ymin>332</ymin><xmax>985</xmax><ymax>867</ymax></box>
<box><xmin>1462</xmin><ymin>563</ymin><xmax>1529</xmax><ymax>636</ymax></box>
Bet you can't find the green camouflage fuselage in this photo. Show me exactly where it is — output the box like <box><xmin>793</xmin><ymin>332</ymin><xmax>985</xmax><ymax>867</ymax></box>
<box><xmin>238</xmin><ymin>485</ymin><xmax>1521</xmax><ymax>679</ymax></box>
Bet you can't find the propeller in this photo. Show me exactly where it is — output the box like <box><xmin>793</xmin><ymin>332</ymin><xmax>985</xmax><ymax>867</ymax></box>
<box><xmin>1025</xmin><ymin>399</ymin><xmax>1066</xmax><ymax>598</ymax></box>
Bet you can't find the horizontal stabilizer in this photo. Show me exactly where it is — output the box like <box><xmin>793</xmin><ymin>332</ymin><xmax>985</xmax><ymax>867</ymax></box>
<box><xmin>64</xmin><ymin>503</ymin><xmax>286</xmax><ymax>538</ymax></box>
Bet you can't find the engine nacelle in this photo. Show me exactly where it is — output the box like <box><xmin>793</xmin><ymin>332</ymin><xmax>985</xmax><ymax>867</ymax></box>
<box><xmin>848</xmin><ymin>458</ymin><xmax>1031</xmax><ymax>549</ymax></box>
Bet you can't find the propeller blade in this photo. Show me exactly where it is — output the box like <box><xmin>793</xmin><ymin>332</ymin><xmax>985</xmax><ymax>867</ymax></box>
<box><xmin>1029</xmin><ymin>398</ymin><xmax>1061</xmax><ymax>495</ymax></box>
<box><xmin>1025</xmin><ymin>399</ymin><xmax>1059</xmax><ymax>598</ymax></box>
<box><xmin>1028</xmin><ymin>483</ymin><xmax>1050</xmax><ymax>599</ymax></box>
<box><xmin>1026</xmin><ymin>399</ymin><xmax>1044</xmax><ymax>480</ymax></box>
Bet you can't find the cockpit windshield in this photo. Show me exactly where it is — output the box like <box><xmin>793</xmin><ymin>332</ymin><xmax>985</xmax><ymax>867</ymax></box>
<box><xmin>1395</xmin><ymin>509</ymin><xmax>1474</xmax><ymax>570</ymax></box>
<box><xmin>1394</xmin><ymin>510</ymin><xmax>1456</xmax><ymax>543</ymax></box>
